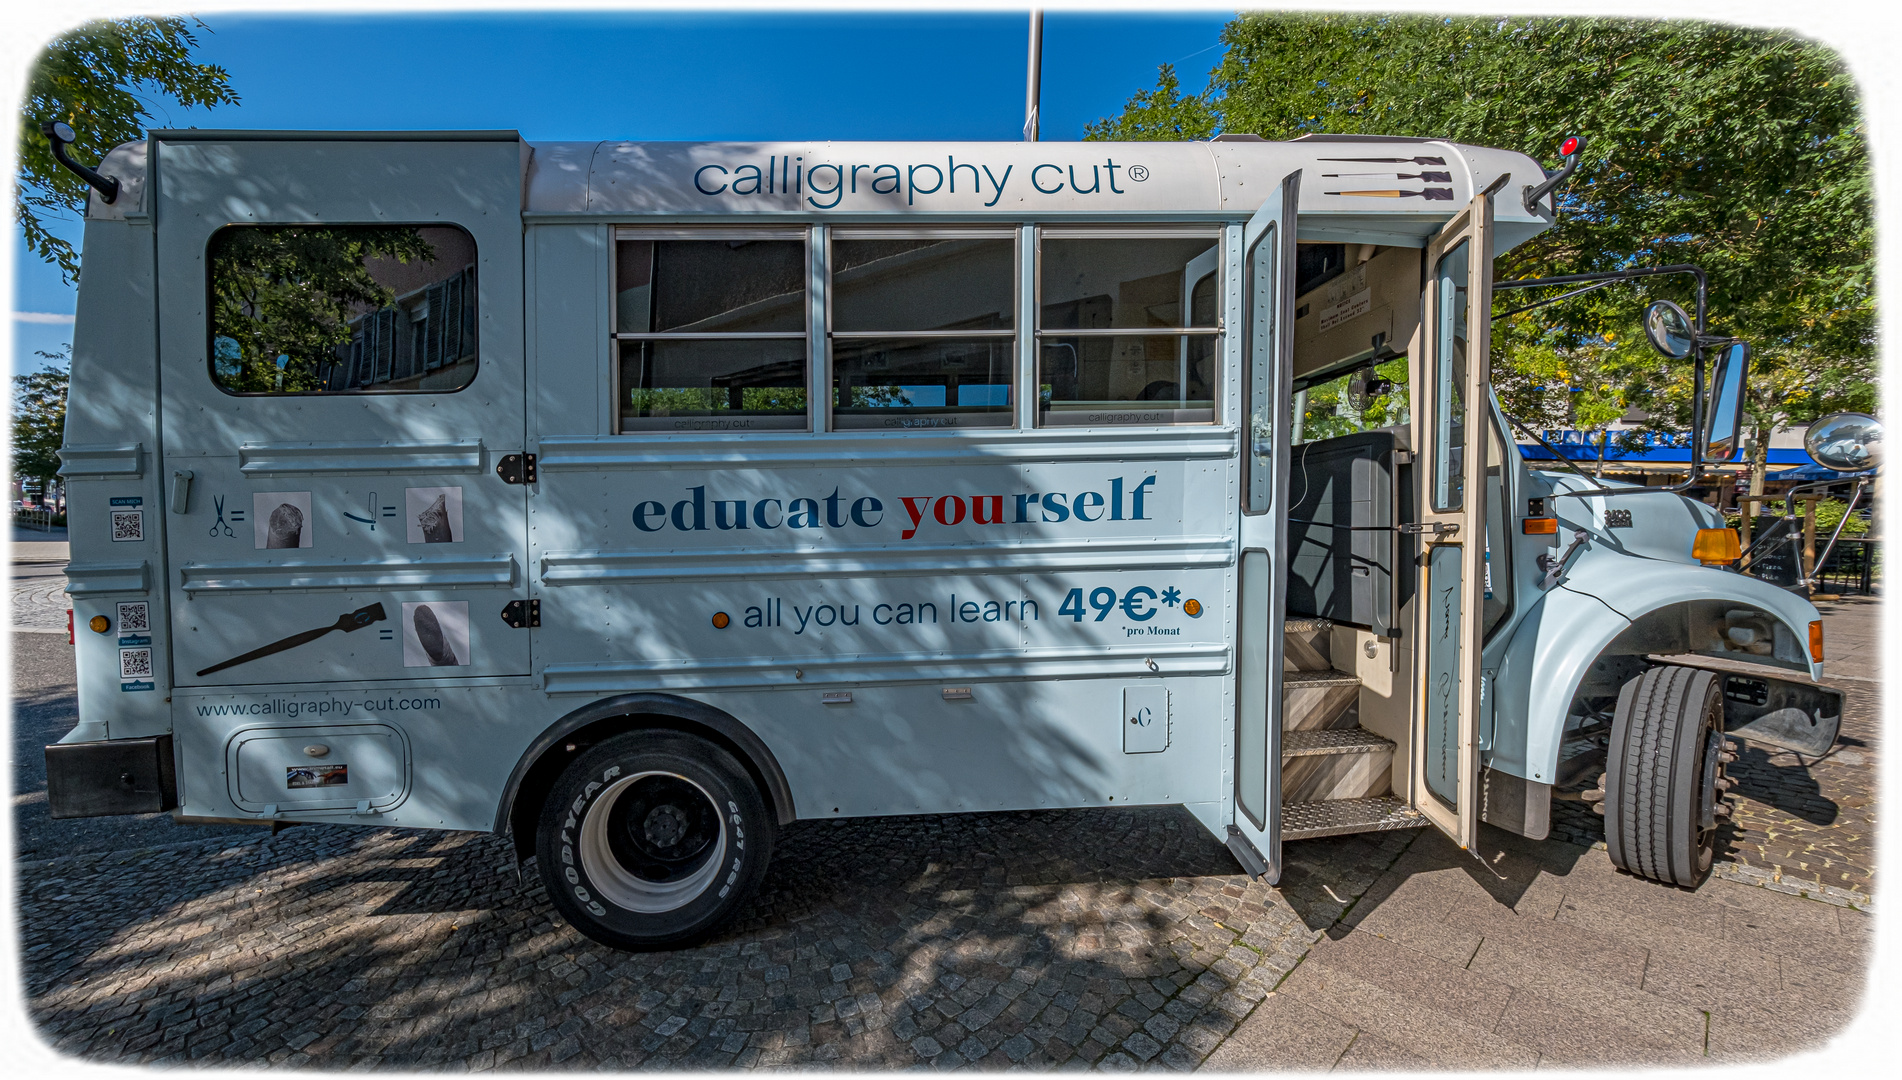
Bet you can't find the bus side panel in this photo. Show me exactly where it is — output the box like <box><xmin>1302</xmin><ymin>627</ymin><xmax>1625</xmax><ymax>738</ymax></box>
<box><xmin>171</xmin><ymin>681</ymin><xmax>537</xmax><ymax>829</ymax></box>
<box><xmin>60</xmin><ymin>216</ymin><xmax>174</xmax><ymax>743</ymax></box>
<box><xmin>525</xmin><ymin>443</ymin><xmax>1237</xmax><ymax>819</ymax></box>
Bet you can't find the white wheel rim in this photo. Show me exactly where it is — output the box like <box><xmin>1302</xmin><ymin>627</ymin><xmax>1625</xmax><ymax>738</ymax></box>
<box><xmin>578</xmin><ymin>770</ymin><xmax>727</xmax><ymax>914</ymax></box>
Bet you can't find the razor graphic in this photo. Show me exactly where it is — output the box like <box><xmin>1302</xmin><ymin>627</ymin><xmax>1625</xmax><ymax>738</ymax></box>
<box><xmin>1323</xmin><ymin>171</ymin><xmax>1453</xmax><ymax>183</ymax></box>
<box><xmin>1319</xmin><ymin>156</ymin><xmax>1447</xmax><ymax>165</ymax></box>
<box><xmin>1324</xmin><ymin>188</ymin><xmax>1455</xmax><ymax>200</ymax></box>
<box><xmin>196</xmin><ymin>603</ymin><xmax>387</xmax><ymax>677</ymax></box>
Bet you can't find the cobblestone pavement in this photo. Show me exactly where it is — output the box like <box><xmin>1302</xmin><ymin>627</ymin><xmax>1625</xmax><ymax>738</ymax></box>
<box><xmin>1552</xmin><ymin>595</ymin><xmax>1880</xmax><ymax>901</ymax></box>
<box><xmin>16</xmin><ymin>588</ymin><xmax>1877</xmax><ymax>1069</ymax></box>
<box><xmin>11</xmin><ymin>559</ymin><xmax>69</xmax><ymax>633</ymax></box>
<box><xmin>20</xmin><ymin>809</ymin><xmax>1418</xmax><ymax>1069</ymax></box>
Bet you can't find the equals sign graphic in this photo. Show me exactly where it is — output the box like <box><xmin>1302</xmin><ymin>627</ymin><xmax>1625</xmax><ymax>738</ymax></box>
<box><xmin>382</xmin><ymin>506</ymin><xmax>398</xmax><ymax>517</ymax></box>
<box><xmin>230</xmin><ymin>511</ymin><xmax>246</xmax><ymax>522</ymax></box>
<box><xmin>378</xmin><ymin>629</ymin><xmax>395</xmax><ymax>641</ymax></box>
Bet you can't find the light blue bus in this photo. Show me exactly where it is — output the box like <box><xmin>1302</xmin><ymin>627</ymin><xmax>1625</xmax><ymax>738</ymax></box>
<box><xmin>43</xmin><ymin>127</ymin><xmax>1837</xmax><ymax>948</ymax></box>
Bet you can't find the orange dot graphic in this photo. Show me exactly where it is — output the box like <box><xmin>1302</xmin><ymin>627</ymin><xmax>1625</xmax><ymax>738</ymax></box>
<box><xmin>711</xmin><ymin>611</ymin><xmax>731</xmax><ymax>629</ymax></box>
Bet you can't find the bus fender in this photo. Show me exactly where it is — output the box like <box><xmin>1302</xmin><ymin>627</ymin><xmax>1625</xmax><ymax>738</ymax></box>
<box><xmin>494</xmin><ymin>693</ymin><xmax>797</xmax><ymax>857</ymax></box>
<box><xmin>1491</xmin><ymin>558</ymin><xmax>1823</xmax><ymax>788</ymax></box>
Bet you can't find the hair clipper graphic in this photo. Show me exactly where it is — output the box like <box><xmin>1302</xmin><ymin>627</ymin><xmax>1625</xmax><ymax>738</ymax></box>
<box><xmin>411</xmin><ymin>604</ymin><xmax>459</xmax><ymax>666</ymax></box>
<box><xmin>417</xmin><ymin>493</ymin><xmax>455</xmax><ymax>543</ymax></box>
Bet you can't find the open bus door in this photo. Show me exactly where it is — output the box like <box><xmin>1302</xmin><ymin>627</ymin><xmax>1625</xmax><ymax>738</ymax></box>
<box><xmin>1227</xmin><ymin>171</ymin><xmax>1299</xmax><ymax>882</ymax></box>
<box><xmin>1406</xmin><ymin>179</ymin><xmax>1504</xmax><ymax>850</ymax></box>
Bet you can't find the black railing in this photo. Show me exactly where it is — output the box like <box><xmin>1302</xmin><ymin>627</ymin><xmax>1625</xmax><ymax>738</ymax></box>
<box><xmin>1814</xmin><ymin>537</ymin><xmax>1881</xmax><ymax>595</ymax></box>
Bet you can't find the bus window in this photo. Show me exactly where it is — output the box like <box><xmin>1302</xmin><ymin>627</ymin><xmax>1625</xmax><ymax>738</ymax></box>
<box><xmin>1483</xmin><ymin>410</ymin><xmax>1513</xmax><ymax>639</ymax></box>
<box><xmin>1291</xmin><ymin>359</ymin><xmax>1410</xmax><ymax>445</ymax></box>
<box><xmin>1036</xmin><ymin>231</ymin><xmax>1221</xmax><ymax>426</ymax></box>
<box><xmin>208</xmin><ymin>224</ymin><xmax>478</xmax><ymax>395</ymax></box>
<box><xmin>830</xmin><ymin>231</ymin><xmax>1015</xmax><ymax>429</ymax></box>
<box><xmin>615</xmin><ymin>230</ymin><xmax>808</xmax><ymax>432</ymax></box>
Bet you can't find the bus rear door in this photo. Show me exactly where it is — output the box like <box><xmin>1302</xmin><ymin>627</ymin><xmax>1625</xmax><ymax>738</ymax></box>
<box><xmin>1228</xmin><ymin>171</ymin><xmax>1299</xmax><ymax>881</ymax></box>
<box><xmin>1406</xmin><ymin>180</ymin><xmax>1503</xmax><ymax>850</ymax></box>
<box><xmin>153</xmin><ymin>133</ymin><xmax>531</xmax><ymax>692</ymax></box>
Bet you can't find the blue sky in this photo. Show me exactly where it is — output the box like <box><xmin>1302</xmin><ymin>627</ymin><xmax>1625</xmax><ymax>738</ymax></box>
<box><xmin>9</xmin><ymin>9</ymin><xmax>1231</xmax><ymax>367</ymax></box>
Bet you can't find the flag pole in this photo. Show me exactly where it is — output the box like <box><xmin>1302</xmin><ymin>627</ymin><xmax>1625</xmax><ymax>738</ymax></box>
<box><xmin>1024</xmin><ymin>9</ymin><xmax>1043</xmax><ymax>141</ymax></box>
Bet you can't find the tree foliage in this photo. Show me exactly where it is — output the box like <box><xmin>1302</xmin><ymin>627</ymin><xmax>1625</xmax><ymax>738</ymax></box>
<box><xmin>19</xmin><ymin>17</ymin><xmax>239</xmax><ymax>282</ymax></box>
<box><xmin>12</xmin><ymin>354</ymin><xmax>70</xmax><ymax>492</ymax></box>
<box><xmin>210</xmin><ymin>227</ymin><xmax>436</xmax><ymax>393</ymax></box>
<box><xmin>1089</xmin><ymin>16</ymin><xmax>1874</xmax><ymax>482</ymax></box>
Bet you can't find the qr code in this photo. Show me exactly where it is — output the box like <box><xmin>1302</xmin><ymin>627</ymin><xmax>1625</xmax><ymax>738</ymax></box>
<box><xmin>117</xmin><ymin>601</ymin><xmax>150</xmax><ymax>633</ymax></box>
<box><xmin>119</xmin><ymin>647</ymin><xmax>153</xmax><ymax>679</ymax></box>
<box><xmin>111</xmin><ymin>510</ymin><xmax>144</xmax><ymax>542</ymax></box>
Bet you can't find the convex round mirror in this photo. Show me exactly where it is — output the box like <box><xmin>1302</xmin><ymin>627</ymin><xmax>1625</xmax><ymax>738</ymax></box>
<box><xmin>1702</xmin><ymin>342</ymin><xmax>1751</xmax><ymax>463</ymax></box>
<box><xmin>50</xmin><ymin>121</ymin><xmax>76</xmax><ymax>143</ymax></box>
<box><xmin>1644</xmin><ymin>300</ymin><xmax>1695</xmax><ymax>359</ymax></box>
<box><xmin>1804</xmin><ymin>412</ymin><xmax>1882</xmax><ymax>472</ymax></box>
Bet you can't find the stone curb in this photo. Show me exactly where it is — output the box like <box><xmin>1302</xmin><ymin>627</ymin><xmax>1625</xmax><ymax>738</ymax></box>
<box><xmin>1711</xmin><ymin>860</ymin><xmax>1875</xmax><ymax>912</ymax></box>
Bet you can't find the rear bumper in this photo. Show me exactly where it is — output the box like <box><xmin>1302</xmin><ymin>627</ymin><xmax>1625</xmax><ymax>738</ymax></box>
<box><xmin>45</xmin><ymin>734</ymin><xmax>178</xmax><ymax>819</ymax></box>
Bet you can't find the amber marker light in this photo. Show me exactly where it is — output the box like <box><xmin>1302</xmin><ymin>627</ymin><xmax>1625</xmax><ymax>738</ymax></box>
<box><xmin>1810</xmin><ymin>621</ymin><xmax>1825</xmax><ymax>664</ymax></box>
<box><xmin>1183</xmin><ymin>599</ymin><xmax>1203</xmax><ymax>618</ymax></box>
<box><xmin>1692</xmin><ymin>527</ymin><xmax>1741</xmax><ymax>566</ymax></box>
<box><xmin>711</xmin><ymin>611</ymin><xmax>731</xmax><ymax>629</ymax></box>
<box><xmin>89</xmin><ymin>615</ymin><xmax>111</xmax><ymax>634</ymax></box>
<box><xmin>1523</xmin><ymin>517</ymin><xmax>1558</xmax><ymax>535</ymax></box>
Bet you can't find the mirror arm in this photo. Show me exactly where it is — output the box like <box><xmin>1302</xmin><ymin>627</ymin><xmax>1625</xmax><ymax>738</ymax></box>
<box><xmin>1523</xmin><ymin>137</ymin><xmax>1585</xmax><ymax>216</ymax></box>
<box><xmin>41</xmin><ymin>122</ymin><xmax>120</xmax><ymax>204</ymax></box>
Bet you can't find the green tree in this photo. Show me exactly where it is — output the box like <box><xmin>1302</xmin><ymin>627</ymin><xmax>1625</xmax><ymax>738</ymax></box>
<box><xmin>19</xmin><ymin>17</ymin><xmax>239</xmax><ymax>282</ymax></box>
<box><xmin>210</xmin><ymin>226</ymin><xmax>436</xmax><ymax>393</ymax></box>
<box><xmin>1090</xmin><ymin>16</ymin><xmax>1874</xmax><ymax>487</ymax></box>
<box><xmin>12</xmin><ymin>352</ymin><xmax>70</xmax><ymax>501</ymax></box>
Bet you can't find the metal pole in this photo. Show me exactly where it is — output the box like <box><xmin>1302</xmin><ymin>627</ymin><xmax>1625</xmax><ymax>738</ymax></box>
<box><xmin>1024</xmin><ymin>9</ymin><xmax>1043</xmax><ymax>142</ymax></box>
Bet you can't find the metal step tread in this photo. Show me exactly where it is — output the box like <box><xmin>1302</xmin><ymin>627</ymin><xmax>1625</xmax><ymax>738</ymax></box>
<box><xmin>1283</xmin><ymin>617</ymin><xmax>1334</xmax><ymax>634</ymax></box>
<box><xmin>1283</xmin><ymin>728</ymin><xmax>1393</xmax><ymax>757</ymax></box>
<box><xmin>1282</xmin><ymin>796</ymin><xmax>1426</xmax><ymax>840</ymax></box>
<box><xmin>1282</xmin><ymin>669</ymin><xmax>1362</xmax><ymax>688</ymax></box>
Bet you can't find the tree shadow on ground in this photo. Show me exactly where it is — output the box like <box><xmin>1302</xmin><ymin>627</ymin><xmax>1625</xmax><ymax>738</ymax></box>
<box><xmin>18</xmin><ymin>804</ymin><xmax>1414</xmax><ymax>1070</ymax></box>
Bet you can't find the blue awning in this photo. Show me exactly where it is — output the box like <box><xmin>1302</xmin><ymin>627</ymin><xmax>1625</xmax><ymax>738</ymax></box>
<box><xmin>1516</xmin><ymin>430</ymin><xmax>1810</xmax><ymax>466</ymax></box>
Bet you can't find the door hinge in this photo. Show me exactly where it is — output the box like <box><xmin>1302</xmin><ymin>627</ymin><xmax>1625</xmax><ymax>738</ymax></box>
<box><xmin>1398</xmin><ymin>521</ymin><xmax>1460</xmax><ymax>536</ymax></box>
<box><xmin>1224</xmin><ymin>824</ymin><xmax>1270</xmax><ymax>880</ymax></box>
<box><xmin>501</xmin><ymin>599</ymin><xmax>541</xmax><ymax>629</ymax></box>
<box><xmin>496</xmin><ymin>452</ymin><xmax>537</xmax><ymax>485</ymax></box>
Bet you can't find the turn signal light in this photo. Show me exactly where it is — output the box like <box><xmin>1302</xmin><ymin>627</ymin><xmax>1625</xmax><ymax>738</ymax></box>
<box><xmin>1810</xmin><ymin>621</ymin><xmax>1825</xmax><ymax>664</ymax></box>
<box><xmin>1523</xmin><ymin>517</ymin><xmax>1558</xmax><ymax>535</ymax></box>
<box><xmin>1692</xmin><ymin>527</ymin><xmax>1741</xmax><ymax>565</ymax></box>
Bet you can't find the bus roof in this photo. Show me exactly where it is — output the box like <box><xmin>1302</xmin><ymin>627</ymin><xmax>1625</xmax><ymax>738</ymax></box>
<box><xmin>103</xmin><ymin>132</ymin><xmax>1554</xmax><ymax>250</ymax></box>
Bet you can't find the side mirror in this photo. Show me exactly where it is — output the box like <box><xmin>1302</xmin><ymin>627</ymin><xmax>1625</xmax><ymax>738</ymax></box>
<box><xmin>1643</xmin><ymin>300</ymin><xmax>1695</xmax><ymax>360</ymax></box>
<box><xmin>1804</xmin><ymin>412</ymin><xmax>1882</xmax><ymax>472</ymax></box>
<box><xmin>1702</xmin><ymin>342</ymin><xmax>1750</xmax><ymax>463</ymax></box>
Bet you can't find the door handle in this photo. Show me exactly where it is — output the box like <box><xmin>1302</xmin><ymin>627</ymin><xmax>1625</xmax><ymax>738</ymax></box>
<box><xmin>1398</xmin><ymin>522</ymin><xmax>1459</xmax><ymax>536</ymax></box>
<box><xmin>169</xmin><ymin>470</ymin><xmax>194</xmax><ymax>515</ymax></box>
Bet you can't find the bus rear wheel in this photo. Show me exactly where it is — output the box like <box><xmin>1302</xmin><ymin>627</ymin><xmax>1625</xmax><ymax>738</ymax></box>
<box><xmin>535</xmin><ymin>731</ymin><xmax>773</xmax><ymax>949</ymax></box>
<box><xmin>1604</xmin><ymin>665</ymin><xmax>1728</xmax><ymax>888</ymax></box>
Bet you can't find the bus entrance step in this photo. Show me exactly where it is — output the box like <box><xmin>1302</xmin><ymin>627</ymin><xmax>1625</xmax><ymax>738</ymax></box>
<box><xmin>1282</xmin><ymin>670</ymin><xmax>1362</xmax><ymax>731</ymax></box>
<box><xmin>1283</xmin><ymin>618</ymin><xmax>1334</xmax><ymax>672</ymax></box>
<box><xmin>1281</xmin><ymin>796</ymin><xmax>1425</xmax><ymax>840</ymax></box>
<box><xmin>1281</xmin><ymin>728</ymin><xmax>1393</xmax><ymax>803</ymax></box>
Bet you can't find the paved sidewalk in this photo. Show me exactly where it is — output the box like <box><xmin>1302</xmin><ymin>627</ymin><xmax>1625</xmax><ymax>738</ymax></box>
<box><xmin>1208</xmin><ymin>823</ymin><xmax>1872</xmax><ymax>1069</ymax></box>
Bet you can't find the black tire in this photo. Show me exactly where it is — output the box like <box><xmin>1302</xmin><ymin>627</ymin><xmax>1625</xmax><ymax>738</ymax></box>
<box><xmin>536</xmin><ymin>731</ymin><xmax>773</xmax><ymax>950</ymax></box>
<box><xmin>1604</xmin><ymin>665</ymin><xmax>1725</xmax><ymax>888</ymax></box>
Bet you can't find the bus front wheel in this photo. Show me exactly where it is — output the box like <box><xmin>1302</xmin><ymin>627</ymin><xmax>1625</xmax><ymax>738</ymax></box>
<box><xmin>1604</xmin><ymin>665</ymin><xmax>1728</xmax><ymax>888</ymax></box>
<box><xmin>535</xmin><ymin>730</ymin><xmax>773</xmax><ymax>949</ymax></box>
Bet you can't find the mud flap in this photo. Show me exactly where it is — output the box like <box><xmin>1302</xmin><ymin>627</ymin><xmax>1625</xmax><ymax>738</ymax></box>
<box><xmin>1720</xmin><ymin>672</ymin><xmax>1843</xmax><ymax>757</ymax></box>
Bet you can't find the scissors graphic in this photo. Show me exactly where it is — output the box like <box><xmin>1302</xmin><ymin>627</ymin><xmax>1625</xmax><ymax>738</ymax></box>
<box><xmin>210</xmin><ymin>495</ymin><xmax>235</xmax><ymax>537</ymax></box>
